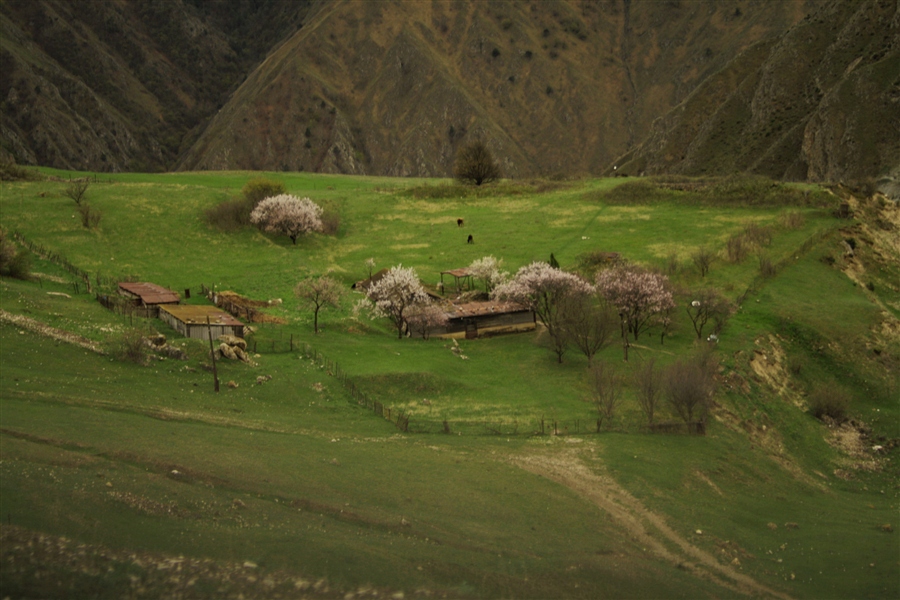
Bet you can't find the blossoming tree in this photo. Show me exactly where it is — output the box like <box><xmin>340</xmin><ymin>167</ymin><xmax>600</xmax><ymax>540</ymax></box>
<box><xmin>595</xmin><ymin>264</ymin><xmax>675</xmax><ymax>344</ymax></box>
<box><xmin>467</xmin><ymin>255</ymin><xmax>508</xmax><ymax>293</ymax></box>
<box><xmin>365</xmin><ymin>265</ymin><xmax>430</xmax><ymax>338</ymax></box>
<box><xmin>492</xmin><ymin>261</ymin><xmax>594</xmax><ymax>361</ymax></box>
<box><xmin>249</xmin><ymin>194</ymin><xmax>323</xmax><ymax>244</ymax></box>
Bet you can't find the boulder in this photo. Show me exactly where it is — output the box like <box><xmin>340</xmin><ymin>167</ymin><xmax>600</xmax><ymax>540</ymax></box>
<box><xmin>218</xmin><ymin>334</ymin><xmax>247</xmax><ymax>350</ymax></box>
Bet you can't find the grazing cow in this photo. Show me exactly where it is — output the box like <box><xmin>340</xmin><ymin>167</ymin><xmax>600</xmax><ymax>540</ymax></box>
<box><xmin>467</xmin><ymin>234</ymin><xmax>474</xmax><ymax>244</ymax></box>
<box><xmin>457</xmin><ymin>218</ymin><xmax>464</xmax><ymax>227</ymax></box>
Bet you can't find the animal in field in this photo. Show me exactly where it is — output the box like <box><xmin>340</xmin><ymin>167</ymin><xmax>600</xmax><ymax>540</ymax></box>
<box><xmin>457</xmin><ymin>218</ymin><xmax>464</xmax><ymax>227</ymax></box>
<box><xmin>467</xmin><ymin>234</ymin><xmax>474</xmax><ymax>244</ymax></box>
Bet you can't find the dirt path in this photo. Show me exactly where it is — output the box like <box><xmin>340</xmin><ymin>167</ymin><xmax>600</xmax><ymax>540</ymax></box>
<box><xmin>514</xmin><ymin>450</ymin><xmax>792</xmax><ymax>600</ymax></box>
<box><xmin>0</xmin><ymin>309</ymin><xmax>104</xmax><ymax>354</ymax></box>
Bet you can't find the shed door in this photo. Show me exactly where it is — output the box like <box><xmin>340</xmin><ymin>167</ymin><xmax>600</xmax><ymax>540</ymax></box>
<box><xmin>465</xmin><ymin>321</ymin><xmax>477</xmax><ymax>339</ymax></box>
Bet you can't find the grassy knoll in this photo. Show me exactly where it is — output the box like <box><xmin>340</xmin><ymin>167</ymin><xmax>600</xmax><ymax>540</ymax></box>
<box><xmin>1</xmin><ymin>170</ymin><xmax>898</xmax><ymax>598</ymax></box>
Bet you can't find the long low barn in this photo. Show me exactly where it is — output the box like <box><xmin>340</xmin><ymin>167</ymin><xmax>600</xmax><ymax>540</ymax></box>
<box><xmin>159</xmin><ymin>305</ymin><xmax>245</xmax><ymax>340</ymax></box>
<box><xmin>417</xmin><ymin>301</ymin><xmax>535</xmax><ymax>339</ymax></box>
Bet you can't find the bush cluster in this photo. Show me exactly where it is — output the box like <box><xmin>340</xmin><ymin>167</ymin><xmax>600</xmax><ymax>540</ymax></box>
<box><xmin>0</xmin><ymin>227</ymin><xmax>31</xmax><ymax>280</ymax></box>
<box><xmin>808</xmin><ymin>384</ymin><xmax>851</xmax><ymax>423</ymax></box>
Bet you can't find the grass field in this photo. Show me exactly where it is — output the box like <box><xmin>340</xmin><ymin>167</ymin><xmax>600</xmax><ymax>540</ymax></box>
<box><xmin>1</xmin><ymin>169</ymin><xmax>898</xmax><ymax>598</ymax></box>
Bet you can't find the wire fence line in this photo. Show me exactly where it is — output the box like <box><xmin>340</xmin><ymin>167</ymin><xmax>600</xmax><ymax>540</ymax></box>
<box><xmin>295</xmin><ymin>341</ymin><xmax>705</xmax><ymax>437</ymax></box>
<box><xmin>13</xmin><ymin>231</ymin><xmax>134</xmax><ymax>294</ymax></box>
<box><xmin>11</xmin><ymin>232</ymin><xmax>705</xmax><ymax>437</ymax></box>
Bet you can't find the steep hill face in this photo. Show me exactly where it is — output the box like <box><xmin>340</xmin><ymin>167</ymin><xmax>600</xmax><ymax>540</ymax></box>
<box><xmin>613</xmin><ymin>0</ymin><xmax>900</xmax><ymax>183</ymax></box>
<box><xmin>11</xmin><ymin>0</ymin><xmax>879</xmax><ymax>181</ymax></box>
<box><xmin>177</xmin><ymin>0</ymin><xmax>810</xmax><ymax>178</ymax></box>
<box><xmin>0</xmin><ymin>0</ymin><xmax>319</xmax><ymax>172</ymax></box>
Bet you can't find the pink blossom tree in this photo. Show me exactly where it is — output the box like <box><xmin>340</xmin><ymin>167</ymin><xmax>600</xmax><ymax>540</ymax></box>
<box><xmin>250</xmin><ymin>194</ymin><xmax>323</xmax><ymax>244</ymax></box>
<box><xmin>492</xmin><ymin>262</ymin><xmax>594</xmax><ymax>361</ymax></box>
<box><xmin>596</xmin><ymin>265</ymin><xmax>675</xmax><ymax>359</ymax></box>
<box><xmin>365</xmin><ymin>265</ymin><xmax>430</xmax><ymax>338</ymax></box>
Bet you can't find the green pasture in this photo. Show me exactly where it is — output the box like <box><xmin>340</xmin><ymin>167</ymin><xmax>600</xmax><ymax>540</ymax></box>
<box><xmin>1</xmin><ymin>169</ymin><xmax>897</xmax><ymax>598</ymax></box>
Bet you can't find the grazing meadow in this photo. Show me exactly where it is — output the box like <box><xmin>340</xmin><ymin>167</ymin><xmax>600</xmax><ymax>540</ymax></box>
<box><xmin>1</xmin><ymin>169</ymin><xmax>897</xmax><ymax>598</ymax></box>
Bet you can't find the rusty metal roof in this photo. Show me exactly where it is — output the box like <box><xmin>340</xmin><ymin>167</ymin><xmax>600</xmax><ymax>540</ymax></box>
<box><xmin>159</xmin><ymin>305</ymin><xmax>244</xmax><ymax>326</ymax></box>
<box><xmin>441</xmin><ymin>268</ymin><xmax>473</xmax><ymax>278</ymax></box>
<box><xmin>445</xmin><ymin>301</ymin><xmax>530</xmax><ymax>318</ymax></box>
<box><xmin>118</xmin><ymin>282</ymin><xmax>180</xmax><ymax>305</ymax></box>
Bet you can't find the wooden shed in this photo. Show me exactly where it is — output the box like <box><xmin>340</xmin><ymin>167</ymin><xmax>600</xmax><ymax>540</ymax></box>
<box><xmin>415</xmin><ymin>301</ymin><xmax>535</xmax><ymax>339</ymax></box>
<box><xmin>159</xmin><ymin>305</ymin><xmax>245</xmax><ymax>340</ymax></box>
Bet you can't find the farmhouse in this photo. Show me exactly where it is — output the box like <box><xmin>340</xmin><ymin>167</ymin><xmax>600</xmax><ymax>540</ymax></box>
<box><xmin>417</xmin><ymin>300</ymin><xmax>535</xmax><ymax>339</ymax></box>
<box><xmin>159</xmin><ymin>305</ymin><xmax>245</xmax><ymax>340</ymax></box>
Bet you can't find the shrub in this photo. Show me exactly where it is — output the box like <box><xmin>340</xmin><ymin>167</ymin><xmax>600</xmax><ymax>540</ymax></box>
<box><xmin>0</xmin><ymin>158</ymin><xmax>41</xmax><ymax>181</ymax></box>
<box><xmin>0</xmin><ymin>228</ymin><xmax>31</xmax><ymax>280</ymax></box>
<box><xmin>758</xmin><ymin>253</ymin><xmax>776</xmax><ymax>278</ymax></box>
<box><xmin>725</xmin><ymin>233</ymin><xmax>747</xmax><ymax>263</ymax></box>
<box><xmin>78</xmin><ymin>203</ymin><xmax>102</xmax><ymax>229</ymax></box>
<box><xmin>242</xmin><ymin>178</ymin><xmax>286</xmax><ymax>208</ymax></box>
<box><xmin>780</xmin><ymin>210</ymin><xmax>805</xmax><ymax>229</ymax></box>
<box><xmin>743</xmin><ymin>222</ymin><xmax>773</xmax><ymax>247</ymax></box>
<box><xmin>808</xmin><ymin>384</ymin><xmax>851</xmax><ymax>423</ymax></box>
<box><xmin>204</xmin><ymin>196</ymin><xmax>251</xmax><ymax>231</ymax></box>
<box><xmin>320</xmin><ymin>207</ymin><xmax>341</xmax><ymax>236</ymax></box>
<box><xmin>108</xmin><ymin>329</ymin><xmax>149</xmax><ymax>365</ymax></box>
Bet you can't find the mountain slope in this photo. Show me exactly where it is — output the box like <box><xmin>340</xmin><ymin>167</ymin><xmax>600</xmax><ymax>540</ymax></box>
<box><xmin>178</xmin><ymin>0</ymin><xmax>810</xmax><ymax>177</ymax></box>
<box><xmin>0</xmin><ymin>0</ymin><xmax>319</xmax><ymax>171</ymax></box>
<box><xmin>612</xmin><ymin>0</ymin><xmax>900</xmax><ymax>183</ymax></box>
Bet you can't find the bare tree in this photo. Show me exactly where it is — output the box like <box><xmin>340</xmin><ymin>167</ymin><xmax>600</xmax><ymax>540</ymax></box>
<box><xmin>295</xmin><ymin>275</ymin><xmax>344</xmax><ymax>334</ymax></box>
<box><xmin>365</xmin><ymin>265</ymin><xmax>430</xmax><ymax>338</ymax></box>
<box><xmin>560</xmin><ymin>293</ymin><xmax>617</xmax><ymax>365</ymax></box>
<box><xmin>454</xmin><ymin>139</ymin><xmax>500</xmax><ymax>186</ymax></box>
<box><xmin>78</xmin><ymin>203</ymin><xmax>102</xmax><ymax>229</ymax></box>
<box><xmin>634</xmin><ymin>357</ymin><xmax>663</xmax><ymax>425</ymax></box>
<box><xmin>686</xmin><ymin>288</ymin><xmax>732</xmax><ymax>340</ymax></box>
<box><xmin>587</xmin><ymin>361</ymin><xmax>623</xmax><ymax>431</ymax></box>
<box><xmin>664</xmin><ymin>353</ymin><xmax>717</xmax><ymax>430</ymax></box>
<box><xmin>250</xmin><ymin>194</ymin><xmax>323</xmax><ymax>244</ymax></box>
<box><xmin>691</xmin><ymin>246</ymin><xmax>713</xmax><ymax>277</ymax></box>
<box><xmin>64</xmin><ymin>180</ymin><xmax>89</xmax><ymax>205</ymax></box>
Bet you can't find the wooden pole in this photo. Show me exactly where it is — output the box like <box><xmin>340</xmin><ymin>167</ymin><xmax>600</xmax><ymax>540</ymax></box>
<box><xmin>207</xmin><ymin>316</ymin><xmax>219</xmax><ymax>392</ymax></box>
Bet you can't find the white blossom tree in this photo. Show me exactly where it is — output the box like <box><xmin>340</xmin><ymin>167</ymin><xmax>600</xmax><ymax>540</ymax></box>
<box><xmin>467</xmin><ymin>255</ymin><xmax>508</xmax><ymax>293</ymax></box>
<box><xmin>295</xmin><ymin>275</ymin><xmax>344</xmax><ymax>334</ymax></box>
<box><xmin>596</xmin><ymin>265</ymin><xmax>675</xmax><ymax>345</ymax></box>
<box><xmin>250</xmin><ymin>194</ymin><xmax>323</xmax><ymax>244</ymax></box>
<box><xmin>492</xmin><ymin>262</ymin><xmax>594</xmax><ymax>361</ymax></box>
<box><xmin>365</xmin><ymin>265</ymin><xmax>430</xmax><ymax>338</ymax></box>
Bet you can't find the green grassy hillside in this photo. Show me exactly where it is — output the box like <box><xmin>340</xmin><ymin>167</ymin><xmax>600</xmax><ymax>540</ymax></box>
<box><xmin>1</xmin><ymin>169</ymin><xmax>897</xmax><ymax>598</ymax></box>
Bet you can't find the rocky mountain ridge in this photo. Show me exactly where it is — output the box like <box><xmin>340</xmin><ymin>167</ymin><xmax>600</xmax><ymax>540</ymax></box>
<box><xmin>2</xmin><ymin>0</ymin><xmax>895</xmax><ymax>184</ymax></box>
